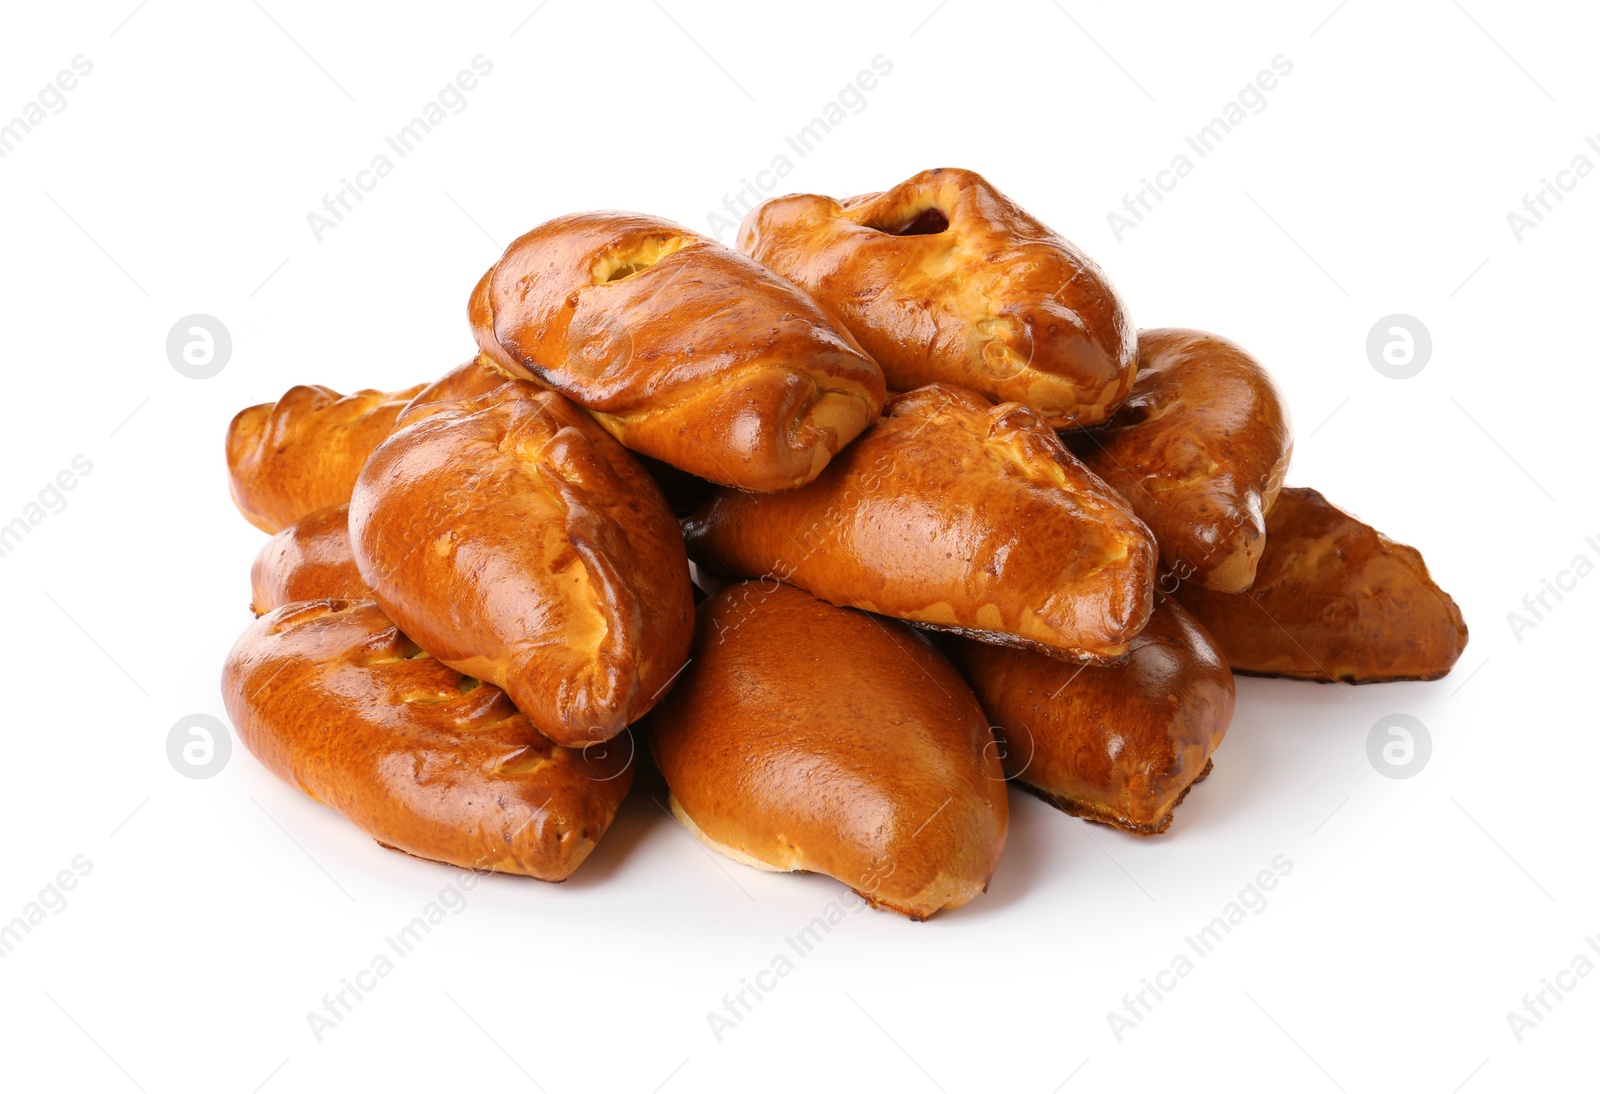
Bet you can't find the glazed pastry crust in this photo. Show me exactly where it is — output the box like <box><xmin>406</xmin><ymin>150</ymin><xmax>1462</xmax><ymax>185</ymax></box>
<box><xmin>685</xmin><ymin>384</ymin><xmax>1157</xmax><ymax>663</ymax></box>
<box><xmin>226</xmin><ymin>382</ymin><xmax>425</xmax><ymax>534</ymax></box>
<box><xmin>397</xmin><ymin>355</ymin><xmax>519</xmax><ymax>428</ymax></box>
<box><xmin>1174</xmin><ymin>487</ymin><xmax>1469</xmax><ymax>682</ymax></box>
<box><xmin>469</xmin><ymin>211</ymin><xmax>887</xmax><ymax>491</ymax></box>
<box><xmin>1068</xmin><ymin>328</ymin><xmax>1293</xmax><ymax>594</ymax></box>
<box><xmin>951</xmin><ymin>599</ymin><xmax>1233</xmax><ymax>835</ymax></box>
<box><xmin>738</xmin><ymin>167</ymin><xmax>1136</xmax><ymax>428</ymax></box>
<box><xmin>349</xmin><ymin>381</ymin><xmax>695</xmax><ymax>746</ymax></box>
<box><xmin>645</xmin><ymin>582</ymin><xmax>1008</xmax><ymax>920</ymax></box>
<box><xmin>221</xmin><ymin>599</ymin><xmax>633</xmax><ymax>880</ymax></box>
<box><xmin>1018</xmin><ymin>761</ymin><xmax>1214</xmax><ymax>836</ymax></box>
<box><xmin>250</xmin><ymin>503</ymin><xmax>365</xmax><ymax>615</ymax></box>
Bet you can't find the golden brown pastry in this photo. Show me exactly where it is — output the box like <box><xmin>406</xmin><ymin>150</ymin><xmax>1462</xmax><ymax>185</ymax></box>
<box><xmin>227</xmin><ymin>382</ymin><xmax>425</xmax><ymax>534</ymax></box>
<box><xmin>646</xmin><ymin>582</ymin><xmax>1008</xmax><ymax>920</ymax></box>
<box><xmin>1066</xmin><ymin>328</ymin><xmax>1292</xmax><ymax>593</ymax></box>
<box><xmin>222</xmin><ymin>599</ymin><xmax>632</xmax><ymax>879</ymax></box>
<box><xmin>950</xmin><ymin>599</ymin><xmax>1233</xmax><ymax>835</ymax></box>
<box><xmin>738</xmin><ymin>167</ymin><xmax>1135</xmax><ymax>428</ymax></box>
<box><xmin>685</xmin><ymin>384</ymin><xmax>1157</xmax><ymax>663</ymax></box>
<box><xmin>397</xmin><ymin>355</ymin><xmax>517</xmax><ymax>427</ymax></box>
<box><xmin>1174</xmin><ymin>487</ymin><xmax>1468</xmax><ymax>682</ymax></box>
<box><xmin>468</xmin><ymin>211</ymin><xmax>887</xmax><ymax>491</ymax></box>
<box><xmin>349</xmin><ymin>380</ymin><xmax>694</xmax><ymax>746</ymax></box>
<box><xmin>250</xmin><ymin>503</ymin><xmax>365</xmax><ymax>615</ymax></box>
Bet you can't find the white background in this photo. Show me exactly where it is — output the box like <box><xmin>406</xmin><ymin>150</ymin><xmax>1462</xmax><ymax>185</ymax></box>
<box><xmin>1</xmin><ymin>1</ymin><xmax>1595</xmax><ymax>1091</ymax></box>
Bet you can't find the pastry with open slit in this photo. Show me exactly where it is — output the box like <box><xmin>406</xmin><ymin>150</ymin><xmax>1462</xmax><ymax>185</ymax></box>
<box><xmin>469</xmin><ymin>211</ymin><xmax>886</xmax><ymax>491</ymax></box>
<box><xmin>738</xmin><ymin>167</ymin><xmax>1135</xmax><ymax>428</ymax></box>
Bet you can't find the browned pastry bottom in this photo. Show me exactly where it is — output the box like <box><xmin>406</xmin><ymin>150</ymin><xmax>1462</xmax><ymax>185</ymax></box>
<box><xmin>1020</xmin><ymin>759</ymin><xmax>1215</xmax><ymax>836</ymax></box>
<box><xmin>372</xmin><ymin>840</ymin><xmax>570</xmax><ymax>882</ymax></box>
<box><xmin>905</xmin><ymin>620</ymin><xmax>1133</xmax><ymax>663</ymax></box>
<box><xmin>1230</xmin><ymin>667</ymin><xmax>1452</xmax><ymax>685</ymax></box>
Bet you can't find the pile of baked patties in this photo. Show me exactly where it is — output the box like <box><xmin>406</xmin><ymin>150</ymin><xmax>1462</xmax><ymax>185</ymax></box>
<box><xmin>222</xmin><ymin>167</ymin><xmax>1467</xmax><ymax>920</ymax></box>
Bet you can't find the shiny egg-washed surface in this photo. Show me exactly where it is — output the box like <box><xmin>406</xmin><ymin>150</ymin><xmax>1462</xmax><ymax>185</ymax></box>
<box><xmin>470</xmin><ymin>211</ymin><xmax>886</xmax><ymax>492</ymax></box>
<box><xmin>350</xmin><ymin>381</ymin><xmax>694</xmax><ymax>746</ymax></box>
<box><xmin>226</xmin><ymin>381</ymin><xmax>425</xmax><ymax>533</ymax></box>
<box><xmin>396</xmin><ymin>355</ymin><xmax>520</xmax><ymax>429</ymax></box>
<box><xmin>1175</xmin><ymin>487</ymin><xmax>1468</xmax><ymax>682</ymax></box>
<box><xmin>686</xmin><ymin>384</ymin><xmax>1157</xmax><ymax>663</ymax></box>
<box><xmin>222</xmin><ymin>599</ymin><xmax>632</xmax><ymax>880</ymax></box>
<box><xmin>250</xmin><ymin>503</ymin><xmax>366</xmax><ymax>615</ymax></box>
<box><xmin>645</xmin><ymin>582</ymin><xmax>1007</xmax><ymax>921</ymax></box>
<box><xmin>951</xmin><ymin>598</ymin><xmax>1233</xmax><ymax>835</ymax></box>
<box><xmin>1068</xmin><ymin>328</ymin><xmax>1293</xmax><ymax>593</ymax></box>
<box><xmin>738</xmin><ymin>167</ymin><xmax>1136</xmax><ymax>428</ymax></box>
